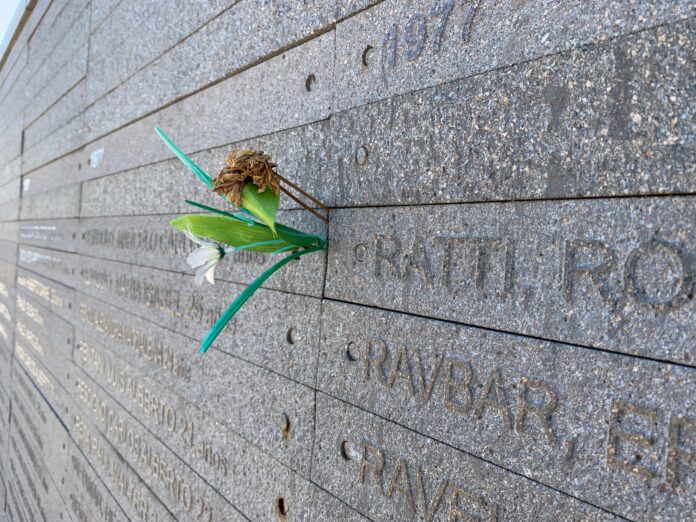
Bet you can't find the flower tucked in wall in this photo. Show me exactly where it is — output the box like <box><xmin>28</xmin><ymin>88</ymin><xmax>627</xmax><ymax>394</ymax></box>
<box><xmin>155</xmin><ymin>127</ymin><xmax>327</xmax><ymax>354</ymax></box>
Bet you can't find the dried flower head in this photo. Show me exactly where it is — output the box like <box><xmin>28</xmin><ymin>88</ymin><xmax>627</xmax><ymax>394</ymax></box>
<box><xmin>211</xmin><ymin>149</ymin><xmax>281</xmax><ymax>206</ymax></box>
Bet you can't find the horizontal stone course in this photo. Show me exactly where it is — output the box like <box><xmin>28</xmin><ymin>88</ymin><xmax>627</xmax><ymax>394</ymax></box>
<box><xmin>326</xmin><ymin>197</ymin><xmax>696</xmax><ymax>366</ymax></box>
<box><xmin>75</xmin><ymin>291</ymin><xmax>318</xmax><ymax>469</ymax></box>
<box><xmin>333</xmin><ymin>0</ymin><xmax>695</xmax><ymax>112</ymax></box>
<box><xmin>313</xmin><ymin>392</ymin><xmax>618</xmax><ymax>520</ymax></box>
<box><xmin>77</xmin><ymin>212</ymin><xmax>326</xmax><ymax>296</ymax></box>
<box><xmin>318</xmin><ymin>301</ymin><xmax>696</xmax><ymax>520</ymax></box>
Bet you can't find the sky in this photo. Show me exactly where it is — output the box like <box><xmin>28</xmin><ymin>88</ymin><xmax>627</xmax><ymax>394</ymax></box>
<box><xmin>0</xmin><ymin>0</ymin><xmax>23</xmax><ymax>51</ymax></box>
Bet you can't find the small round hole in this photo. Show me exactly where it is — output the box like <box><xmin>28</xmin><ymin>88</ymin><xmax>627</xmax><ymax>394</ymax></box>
<box><xmin>361</xmin><ymin>45</ymin><xmax>373</xmax><ymax>66</ymax></box>
<box><xmin>286</xmin><ymin>327</ymin><xmax>296</xmax><ymax>345</ymax></box>
<box><xmin>280</xmin><ymin>413</ymin><xmax>291</xmax><ymax>441</ymax></box>
<box><xmin>340</xmin><ymin>440</ymin><xmax>351</xmax><ymax>461</ymax></box>
<box><xmin>275</xmin><ymin>497</ymin><xmax>288</xmax><ymax>519</ymax></box>
<box><xmin>305</xmin><ymin>73</ymin><xmax>316</xmax><ymax>92</ymax></box>
<box><xmin>346</xmin><ymin>342</ymin><xmax>357</xmax><ymax>362</ymax></box>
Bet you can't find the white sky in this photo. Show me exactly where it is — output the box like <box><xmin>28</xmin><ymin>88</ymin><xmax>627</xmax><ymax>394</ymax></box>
<box><xmin>0</xmin><ymin>0</ymin><xmax>24</xmax><ymax>51</ymax></box>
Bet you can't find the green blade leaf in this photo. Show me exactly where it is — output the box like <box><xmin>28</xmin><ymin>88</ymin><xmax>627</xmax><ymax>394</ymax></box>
<box><xmin>154</xmin><ymin>127</ymin><xmax>213</xmax><ymax>188</ymax></box>
<box><xmin>170</xmin><ymin>214</ymin><xmax>290</xmax><ymax>252</ymax></box>
<box><xmin>241</xmin><ymin>183</ymin><xmax>279</xmax><ymax>236</ymax></box>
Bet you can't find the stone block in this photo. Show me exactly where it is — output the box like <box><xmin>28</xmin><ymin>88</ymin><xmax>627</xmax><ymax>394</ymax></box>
<box><xmin>78</xmin><ymin>213</ymin><xmax>326</xmax><ymax>296</ymax></box>
<box><xmin>76</xmin><ymin>256</ymin><xmax>322</xmax><ymax>385</ymax></box>
<box><xmin>75</xmin><ymin>294</ymin><xmax>317</xmax><ymax>472</ymax></box>
<box><xmin>19</xmin><ymin>183</ymin><xmax>81</xmax><ymax>220</ymax></box>
<box><xmin>313</xmin><ymin>393</ymin><xmax>618</xmax><ymax>520</ymax></box>
<box><xmin>333</xmin><ymin>0</ymin><xmax>695</xmax><ymax>112</ymax></box>
<box><xmin>318</xmin><ymin>301</ymin><xmax>696</xmax><ymax>519</ymax></box>
<box><xmin>323</xmin><ymin>20</ymin><xmax>696</xmax><ymax>206</ymax></box>
<box><xmin>326</xmin><ymin>197</ymin><xmax>696</xmax><ymax>366</ymax></box>
<box><xmin>18</xmin><ymin>245</ymin><xmax>78</xmax><ymax>288</ymax></box>
<box><xmin>81</xmin><ymin>30</ymin><xmax>333</xmax><ymax>178</ymax></box>
<box><xmin>73</xmin><ymin>332</ymin><xmax>366</xmax><ymax>519</ymax></box>
<box><xmin>19</xmin><ymin>219</ymin><xmax>79</xmax><ymax>252</ymax></box>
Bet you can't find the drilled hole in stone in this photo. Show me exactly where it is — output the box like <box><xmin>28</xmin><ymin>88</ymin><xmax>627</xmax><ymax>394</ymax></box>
<box><xmin>346</xmin><ymin>342</ymin><xmax>357</xmax><ymax>362</ymax></box>
<box><xmin>305</xmin><ymin>73</ymin><xmax>316</xmax><ymax>92</ymax></box>
<box><xmin>362</xmin><ymin>45</ymin><xmax>373</xmax><ymax>66</ymax></box>
<box><xmin>286</xmin><ymin>327</ymin><xmax>296</xmax><ymax>345</ymax></box>
<box><xmin>340</xmin><ymin>440</ymin><xmax>351</xmax><ymax>461</ymax></box>
<box><xmin>281</xmin><ymin>413</ymin><xmax>291</xmax><ymax>440</ymax></box>
<box><xmin>275</xmin><ymin>497</ymin><xmax>288</xmax><ymax>519</ymax></box>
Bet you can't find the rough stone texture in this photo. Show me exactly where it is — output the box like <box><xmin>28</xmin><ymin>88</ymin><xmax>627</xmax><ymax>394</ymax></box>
<box><xmin>334</xmin><ymin>0</ymin><xmax>695</xmax><ymax>112</ymax></box>
<box><xmin>321</xmin><ymin>20</ymin><xmax>696</xmax><ymax>206</ymax></box>
<box><xmin>77</xmin><ymin>212</ymin><xmax>326</xmax><ymax>296</ymax></box>
<box><xmin>313</xmin><ymin>392</ymin><xmax>618</xmax><ymax>520</ymax></box>
<box><xmin>318</xmin><ymin>301</ymin><xmax>696</xmax><ymax>520</ymax></box>
<box><xmin>2</xmin><ymin>2</ymin><xmax>695</xmax><ymax>520</ymax></box>
<box><xmin>326</xmin><ymin>198</ymin><xmax>696</xmax><ymax>366</ymax></box>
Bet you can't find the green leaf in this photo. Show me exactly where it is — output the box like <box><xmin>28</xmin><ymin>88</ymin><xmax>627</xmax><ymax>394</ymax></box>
<box><xmin>241</xmin><ymin>183</ymin><xmax>279</xmax><ymax>236</ymax></box>
<box><xmin>155</xmin><ymin>127</ymin><xmax>213</xmax><ymax>188</ymax></box>
<box><xmin>170</xmin><ymin>214</ymin><xmax>289</xmax><ymax>252</ymax></box>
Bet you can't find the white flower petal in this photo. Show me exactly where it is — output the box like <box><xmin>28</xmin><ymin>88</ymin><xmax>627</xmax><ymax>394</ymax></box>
<box><xmin>187</xmin><ymin>246</ymin><xmax>220</xmax><ymax>268</ymax></box>
<box><xmin>205</xmin><ymin>264</ymin><xmax>216</xmax><ymax>285</ymax></box>
<box><xmin>195</xmin><ymin>259</ymin><xmax>217</xmax><ymax>286</ymax></box>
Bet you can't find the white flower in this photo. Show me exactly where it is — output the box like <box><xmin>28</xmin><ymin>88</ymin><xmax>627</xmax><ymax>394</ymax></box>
<box><xmin>183</xmin><ymin>230</ymin><xmax>227</xmax><ymax>285</ymax></box>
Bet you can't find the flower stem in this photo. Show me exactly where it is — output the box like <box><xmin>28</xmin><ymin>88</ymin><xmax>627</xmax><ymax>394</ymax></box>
<box><xmin>199</xmin><ymin>245</ymin><xmax>325</xmax><ymax>354</ymax></box>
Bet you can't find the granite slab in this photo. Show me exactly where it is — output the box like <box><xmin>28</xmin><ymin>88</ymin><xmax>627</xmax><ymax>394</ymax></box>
<box><xmin>318</xmin><ymin>301</ymin><xmax>696</xmax><ymax>519</ymax></box>
<box><xmin>313</xmin><ymin>393</ymin><xmax>618</xmax><ymax>520</ymax></box>
<box><xmin>326</xmin><ymin>197</ymin><xmax>696</xmax><ymax>366</ymax></box>
<box><xmin>333</xmin><ymin>0</ymin><xmax>695</xmax><ymax>112</ymax></box>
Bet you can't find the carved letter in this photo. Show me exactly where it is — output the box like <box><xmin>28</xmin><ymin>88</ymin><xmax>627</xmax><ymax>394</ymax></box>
<box><xmin>360</xmin><ymin>442</ymin><xmax>385</xmax><ymax>496</ymax></box>
<box><xmin>475</xmin><ymin>367</ymin><xmax>512</xmax><ymax>432</ymax></box>
<box><xmin>405</xmin><ymin>238</ymin><xmax>435</xmax><ymax>286</ymax></box>
<box><xmin>375</xmin><ymin>235</ymin><xmax>402</xmax><ymax>279</ymax></box>
<box><xmin>443</xmin><ymin>359</ymin><xmax>473</xmax><ymax>414</ymax></box>
<box><xmin>665</xmin><ymin>414</ymin><xmax>696</xmax><ymax>491</ymax></box>
<box><xmin>385</xmin><ymin>458</ymin><xmax>416</xmax><ymax>514</ymax></box>
<box><xmin>386</xmin><ymin>345</ymin><xmax>415</xmax><ymax>397</ymax></box>
<box><xmin>449</xmin><ymin>486</ymin><xmax>497</xmax><ymax>521</ymax></box>
<box><xmin>514</xmin><ymin>377</ymin><xmax>558</xmax><ymax>446</ymax></box>
<box><xmin>412</xmin><ymin>351</ymin><xmax>444</xmax><ymax>402</ymax></box>
<box><xmin>562</xmin><ymin>239</ymin><xmax>615</xmax><ymax>303</ymax></box>
<box><xmin>416</xmin><ymin>466</ymin><xmax>448</xmax><ymax>522</ymax></box>
<box><xmin>607</xmin><ymin>400</ymin><xmax>658</xmax><ymax>478</ymax></box>
<box><xmin>364</xmin><ymin>338</ymin><xmax>388</xmax><ymax>385</ymax></box>
<box><xmin>624</xmin><ymin>239</ymin><xmax>694</xmax><ymax>311</ymax></box>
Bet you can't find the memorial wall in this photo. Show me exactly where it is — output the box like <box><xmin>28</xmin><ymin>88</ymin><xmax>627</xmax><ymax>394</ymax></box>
<box><xmin>0</xmin><ymin>0</ymin><xmax>694</xmax><ymax>520</ymax></box>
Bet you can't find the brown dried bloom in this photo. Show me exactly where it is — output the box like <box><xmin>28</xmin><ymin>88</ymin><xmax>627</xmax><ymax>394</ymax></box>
<box><xmin>211</xmin><ymin>149</ymin><xmax>281</xmax><ymax>206</ymax></box>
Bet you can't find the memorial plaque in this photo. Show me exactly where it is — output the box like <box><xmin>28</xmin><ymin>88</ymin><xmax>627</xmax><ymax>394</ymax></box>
<box><xmin>326</xmin><ymin>198</ymin><xmax>696</xmax><ymax>365</ymax></box>
<box><xmin>77</xmin><ymin>256</ymin><xmax>322</xmax><ymax>384</ymax></box>
<box><xmin>318</xmin><ymin>301</ymin><xmax>696</xmax><ymax>519</ymax></box>
<box><xmin>78</xmin><ymin>212</ymin><xmax>326</xmax><ymax>296</ymax></box>
<box><xmin>334</xmin><ymin>0</ymin><xmax>694</xmax><ymax>112</ymax></box>
<box><xmin>2</xmin><ymin>2</ymin><xmax>694</xmax><ymax>520</ymax></box>
<box><xmin>313</xmin><ymin>393</ymin><xmax>618</xmax><ymax>520</ymax></box>
<box><xmin>326</xmin><ymin>20</ymin><xmax>696</xmax><ymax>207</ymax></box>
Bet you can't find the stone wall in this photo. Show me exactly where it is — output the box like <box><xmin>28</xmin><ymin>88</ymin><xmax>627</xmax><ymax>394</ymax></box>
<box><xmin>0</xmin><ymin>1</ymin><xmax>694</xmax><ymax>520</ymax></box>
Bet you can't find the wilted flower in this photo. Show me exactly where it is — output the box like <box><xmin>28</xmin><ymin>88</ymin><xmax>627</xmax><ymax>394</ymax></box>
<box><xmin>211</xmin><ymin>149</ymin><xmax>280</xmax><ymax>206</ymax></box>
<box><xmin>184</xmin><ymin>230</ymin><xmax>229</xmax><ymax>286</ymax></box>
